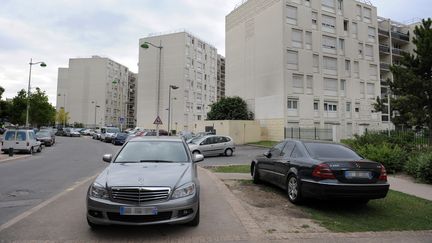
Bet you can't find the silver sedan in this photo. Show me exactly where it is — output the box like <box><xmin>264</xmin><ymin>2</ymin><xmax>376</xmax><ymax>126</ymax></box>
<box><xmin>187</xmin><ymin>135</ymin><xmax>235</xmax><ymax>157</ymax></box>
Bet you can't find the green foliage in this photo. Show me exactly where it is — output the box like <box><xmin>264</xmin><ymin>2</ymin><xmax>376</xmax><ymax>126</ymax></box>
<box><xmin>405</xmin><ymin>151</ymin><xmax>432</xmax><ymax>183</ymax></box>
<box><xmin>10</xmin><ymin>89</ymin><xmax>28</xmax><ymax>125</ymax></box>
<box><xmin>207</xmin><ymin>96</ymin><xmax>253</xmax><ymax>120</ymax></box>
<box><xmin>211</xmin><ymin>165</ymin><xmax>250</xmax><ymax>173</ymax></box>
<box><xmin>356</xmin><ymin>143</ymin><xmax>407</xmax><ymax>173</ymax></box>
<box><xmin>342</xmin><ymin>131</ymin><xmax>415</xmax><ymax>153</ymax></box>
<box><xmin>248</xmin><ymin>141</ymin><xmax>279</xmax><ymax>148</ymax></box>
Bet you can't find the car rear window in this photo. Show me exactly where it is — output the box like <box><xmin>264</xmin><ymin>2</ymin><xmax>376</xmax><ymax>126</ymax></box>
<box><xmin>115</xmin><ymin>141</ymin><xmax>189</xmax><ymax>163</ymax></box>
<box><xmin>16</xmin><ymin>131</ymin><xmax>27</xmax><ymax>141</ymax></box>
<box><xmin>4</xmin><ymin>131</ymin><xmax>16</xmax><ymax>141</ymax></box>
<box><xmin>304</xmin><ymin>143</ymin><xmax>362</xmax><ymax>160</ymax></box>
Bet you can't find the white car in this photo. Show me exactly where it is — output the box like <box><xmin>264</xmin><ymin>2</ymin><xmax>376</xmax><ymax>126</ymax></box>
<box><xmin>1</xmin><ymin>129</ymin><xmax>42</xmax><ymax>154</ymax></box>
<box><xmin>188</xmin><ymin>135</ymin><xmax>235</xmax><ymax>157</ymax></box>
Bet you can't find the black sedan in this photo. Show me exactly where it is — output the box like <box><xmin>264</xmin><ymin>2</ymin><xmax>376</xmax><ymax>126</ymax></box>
<box><xmin>111</xmin><ymin>132</ymin><xmax>129</xmax><ymax>145</ymax></box>
<box><xmin>36</xmin><ymin>130</ymin><xmax>55</xmax><ymax>146</ymax></box>
<box><xmin>251</xmin><ymin>139</ymin><xmax>389</xmax><ymax>204</ymax></box>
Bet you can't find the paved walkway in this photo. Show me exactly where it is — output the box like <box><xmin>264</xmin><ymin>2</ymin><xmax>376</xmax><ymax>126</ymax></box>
<box><xmin>214</xmin><ymin>173</ymin><xmax>432</xmax><ymax>201</ymax></box>
<box><xmin>0</xmin><ymin>153</ymin><xmax>31</xmax><ymax>164</ymax></box>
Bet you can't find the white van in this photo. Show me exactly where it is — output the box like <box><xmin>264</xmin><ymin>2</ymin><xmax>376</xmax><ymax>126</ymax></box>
<box><xmin>1</xmin><ymin>129</ymin><xmax>42</xmax><ymax>154</ymax></box>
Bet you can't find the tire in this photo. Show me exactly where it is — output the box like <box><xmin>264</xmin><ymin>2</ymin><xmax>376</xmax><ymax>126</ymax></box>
<box><xmin>287</xmin><ymin>174</ymin><xmax>303</xmax><ymax>204</ymax></box>
<box><xmin>87</xmin><ymin>217</ymin><xmax>101</xmax><ymax>230</ymax></box>
<box><xmin>186</xmin><ymin>205</ymin><xmax>200</xmax><ymax>226</ymax></box>
<box><xmin>28</xmin><ymin>147</ymin><xmax>34</xmax><ymax>155</ymax></box>
<box><xmin>252</xmin><ymin>163</ymin><xmax>261</xmax><ymax>184</ymax></box>
<box><xmin>37</xmin><ymin>146</ymin><xmax>42</xmax><ymax>153</ymax></box>
<box><xmin>224</xmin><ymin>148</ymin><xmax>233</xmax><ymax>157</ymax></box>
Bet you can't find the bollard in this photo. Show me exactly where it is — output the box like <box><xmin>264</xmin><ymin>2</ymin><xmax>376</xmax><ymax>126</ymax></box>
<box><xmin>8</xmin><ymin>148</ymin><xmax>14</xmax><ymax>157</ymax></box>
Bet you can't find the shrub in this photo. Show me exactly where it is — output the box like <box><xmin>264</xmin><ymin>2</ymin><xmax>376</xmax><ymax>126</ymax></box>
<box><xmin>356</xmin><ymin>143</ymin><xmax>408</xmax><ymax>173</ymax></box>
<box><xmin>405</xmin><ymin>152</ymin><xmax>432</xmax><ymax>183</ymax></box>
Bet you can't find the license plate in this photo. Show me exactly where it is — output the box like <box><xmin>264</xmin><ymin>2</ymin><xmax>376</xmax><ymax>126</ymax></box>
<box><xmin>120</xmin><ymin>206</ymin><xmax>158</xmax><ymax>215</ymax></box>
<box><xmin>345</xmin><ymin>171</ymin><xmax>372</xmax><ymax>179</ymax></box>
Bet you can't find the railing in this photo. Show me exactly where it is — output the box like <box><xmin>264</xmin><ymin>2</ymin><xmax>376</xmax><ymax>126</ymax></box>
<box><xmin>378</xmin><ymin>28</ymin><xmax>389</xmax><ymax>36</ymax></box>
<box><xmin>285</xmin><ymin>127</ymin><xmax>333</xmax><ymax>141</ymax></box>
<box><xmin>379</xmin><ymin>45</ymin><xmax>390</xmax><ymax>53</ymax></box>
<box><xmin>392</xmin><ymin>48</ymin><xmax>408</xmax><ymax>56</ymax></box>
<box><xmin>364</xmin><ymin>129</ymin><xmax>431</xmax><ymax>146</ymax></box>
<box><xmin>391</xmin><ymin>31</ymin><xmax>410</xmax><ymax>42</ymax></box>
<box><xmin>380</xmin><ymin>63</ymin><xmax>390</xmax><ymax>70</ymax></box>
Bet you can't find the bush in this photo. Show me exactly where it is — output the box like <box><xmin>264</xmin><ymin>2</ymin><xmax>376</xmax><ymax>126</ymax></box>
<box><xmin>356</xmin><ymin>143</ymin><xmax>408</xmax><ymax>173</ymax></box>
<box><xmin>405</xmin><ymin>152</ymin><xmax>432</xmax><ymax>183</ymax></box>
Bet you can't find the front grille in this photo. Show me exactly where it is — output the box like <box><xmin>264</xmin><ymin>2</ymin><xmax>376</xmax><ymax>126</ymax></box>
<box><xmin>110</xmin><ymin>187</ymin><xmax>170</xmax><ymax>204</ymax></box>
<box><xmin>107</xmin><ymin>212</ymin><xmax>172</xmax><ymax>223</ymax></box>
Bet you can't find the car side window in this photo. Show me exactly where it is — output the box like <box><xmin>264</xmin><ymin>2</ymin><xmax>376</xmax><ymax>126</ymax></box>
<box><xmin>29</xmin><ymin>132</ymin><xmax>34</xmax><ymax>140</ymax></box>
<box><xmin>290</xmin><ymin>145</ymin><xmax>304</xmax><ymax>158</ymax></box>
<box><xmin>16</xmin><ymin>131</ymin><xmax>26</xmax><ymax>141</ymax></box>
<box><xmin>282</xmin><ymin>142</ymin><xmax>296</xmax><ymax>158</ymax></box>
<box><xmin>201</xmin><ymin>138</ymin><xmax>211</xmax><ymax>145</ymax></box>
<box><xmin>270</xmin><ymin>142</ymin><xmax>286</xmax><ymax>157</ymax></box>
<box><xmin>4</xmin><ymin>131</ymin><xmax>16</xmax><ymax>141</ymax></box>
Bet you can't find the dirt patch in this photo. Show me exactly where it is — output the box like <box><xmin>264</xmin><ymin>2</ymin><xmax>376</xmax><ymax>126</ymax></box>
<box><xmin>224</xmin><ymin>179</ymin><xmax>328</xmax><ymax>234</ymax></box>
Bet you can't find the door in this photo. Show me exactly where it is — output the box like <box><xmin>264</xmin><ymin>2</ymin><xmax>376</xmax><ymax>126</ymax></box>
<box><xmin>213</xmin><ymin>136</ymin><xmax>227</xmax><ymax>155</ymax></box>
<box><xmin>2</xmin><ymin>131</ymin><xmax>16</xmax><ymax>150</ymax></box>
<box><xmin>258</xmin><ymin>141</ymin><xmax>286</xmax><ymax>182</ymax></box>
<box><xmin>273</xmin><ymin>141</ymin><xmax>296</xmax><ymax>187</ymax></box>
<box><xmin>199</xmin><ymin>137</ymin><xmax>216</xmax><ymax>156</ymax></box>
<box><xmin>28</xmin><ymin>131</ymin><xmax>38</xmax><ymax>149</ymax></box>
<box><xmin>15</xmin><ymin>131</ymin><xmax>28</xmax><ymax>150</ymax></box>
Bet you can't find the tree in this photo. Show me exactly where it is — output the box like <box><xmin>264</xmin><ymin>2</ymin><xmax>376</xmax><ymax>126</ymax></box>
<box><xmin>0</xmin><ymin>86</ymin><xmax>12</xmax><ymax>123</ymax></box>
<box><xmin>28</xmin><ymin>87</ymin><xmax>56</xmax><ymax>126</ymax></box>
<box><xmin>386</xmin><ymin>19</ymin><xmax>432</xmax><ymax>135</ymax></box>
<box><xmin>207</xmin><ymin>96</ymin><xmax>254</xmax><ymax>120</ymax></box>
<box><xmin>10</xmin><ymin>89</ymin><xmax>27</xmax><ymax>125</ymax></box>
<box><xmin>56</xmin><ymin>107</ymin><xmax>70</xmax><ymax>126</ymax></box>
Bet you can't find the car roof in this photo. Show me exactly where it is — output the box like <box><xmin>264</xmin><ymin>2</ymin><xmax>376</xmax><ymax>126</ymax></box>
<box><xmin>283</xmin><ymin>139</ymin><xmax>338</xmax><ymax>145</ymax></box>
<box><xmin>129</xmin><ymin>136</ymin><xmax>184</xmax><ymax>142</ymax></box>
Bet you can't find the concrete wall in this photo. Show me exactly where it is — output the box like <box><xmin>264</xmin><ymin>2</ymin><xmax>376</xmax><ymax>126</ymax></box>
<box><xmin>195</xmin><ymin>120</ymin><xmax>261</xmax><ymax>145</ymax></box>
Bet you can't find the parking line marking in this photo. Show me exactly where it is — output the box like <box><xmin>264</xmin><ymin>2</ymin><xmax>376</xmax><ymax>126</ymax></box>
<box><xmin>0</xmin><ymin>174</ymin><xmax>98</xmax><ymax>232</ymax></box>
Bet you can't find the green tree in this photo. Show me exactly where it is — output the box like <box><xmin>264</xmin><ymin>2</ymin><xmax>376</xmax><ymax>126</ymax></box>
<box><xmin>0</xmin><ymin>86</ymin><xmax>12</xmax><ymax>122</ymax></box>
<box><xmin>56</xmin><ymin>108</ymin><xmax>70</xmax><ymax>126</ymax></box>
<box><xmin>207</xmin><ymin>96</ymin><xmax>254</xmax><ymax>120</ymax></box>
<box><xmin>382</xmin><ymin>19</ymin><xmax>432</xmax><ymax>134</ymax></box>
<box><xmin>10</xmin><ymin>89</ymin><xmax>27</xmax><ymax>125</ymax></box>
<box><xmin>29</xmin><ymin>87</ymin><xmax>56</xmax><ymax>127</ymax></box>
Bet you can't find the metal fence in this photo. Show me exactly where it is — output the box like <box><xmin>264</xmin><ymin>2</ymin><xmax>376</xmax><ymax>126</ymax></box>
<box><xmin>285</xmin><ymin>127</ymin><xmax>333</xmax><ymax>141</ymax></box>
<box><xmin>365</xmin><ymin>129</ymin><xmax>431</xmax><ymax>146</ymax></box>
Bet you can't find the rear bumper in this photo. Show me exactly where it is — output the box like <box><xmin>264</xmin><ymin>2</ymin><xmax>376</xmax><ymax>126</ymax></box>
<box><xmin>301</xmin><ymin>179</ymin><xmax>390</xmax><ymax>200</ymax></box>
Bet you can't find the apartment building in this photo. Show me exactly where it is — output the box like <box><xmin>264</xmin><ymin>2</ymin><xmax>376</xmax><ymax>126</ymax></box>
<box><xmin>137</xmin><ymin>31</ymin><xmax>218</xmax><ymax>132</ymax></box>
<box><xmin>217</xmin><ymin>54</ymin><xmax>226</xmax><ymax>100</ymax></box>
<box><xmin>377</xmin><ymin>17</ymin><xmax>418</xmax><ymax>129</ymax></box>
<box><xmin>56</xmin><ymin>56</ymin><xmax>135</xmax><ymax>128</ymax></box>
<box><xmin>127</xmin><ymin>72</ymin><xmax>137</xmax><ymax>128</ymax></box>
<box><xmin>226</xmin><ymin>0</ymin><xmax>382</xmax><ymax>140</ymax></box>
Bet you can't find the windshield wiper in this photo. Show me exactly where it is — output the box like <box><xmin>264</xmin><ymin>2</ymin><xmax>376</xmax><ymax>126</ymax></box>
<box><xmin>139</xmin><ymin>160</ymin><xmax>175</xmax><ymax>163</ymax></box>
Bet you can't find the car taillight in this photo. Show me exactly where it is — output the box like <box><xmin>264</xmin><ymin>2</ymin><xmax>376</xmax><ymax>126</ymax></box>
<box><xmin>379</xmin><ymin>165</ymin><xmax>387</xmax><ymax>181</ymax></box>
<box><xmin>312</xmin><ymin>163</ymin><xmax>336</xmax><ymax>179</ymax></box>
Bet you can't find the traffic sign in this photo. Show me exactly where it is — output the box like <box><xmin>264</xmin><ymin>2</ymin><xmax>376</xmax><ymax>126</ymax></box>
<box><xmin>119</xmin><ymin>117</ymin><xmax>125</xmax><ymax>124</ymax></box>
<box><xmin>153</xmin><ymin>116</ymin><xmax>163</xmax><ymax>125</ymax></box>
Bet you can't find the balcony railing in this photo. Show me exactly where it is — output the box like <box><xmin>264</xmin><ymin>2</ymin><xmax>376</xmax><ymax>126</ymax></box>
<box><xmin>378</xmin><ymin>28</ymin><xmax>389</xmax><ymax>36</ymax></box>
<box><xmin>380</xmin><ymin>63</ymin><xmax>390</xmax><ymax>71</ymax></box>
<box><xmin>391</xmin><ymin>31</ymin><xmax>410</xmax><ymax>42</ymax></box>
<box><xmin>379</xmin><ymin>45</ymin><xmax>390</xmax><ymax>53</ymax></box>
<box><xmin>392</xmin><ymin>48</ymin><xmax>408</xmax><ymax>56</ymax></box>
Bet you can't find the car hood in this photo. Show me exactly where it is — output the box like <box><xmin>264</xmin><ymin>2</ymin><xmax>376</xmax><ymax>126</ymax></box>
<box><xmin>36</xmin><ymin>136</ymin><xmax>51</xmax><ymax>139</ymax></box>
<box><xmin>102</xmin><ymin>162</ymin><xmax>192</xmax><ymax>189</ymax></box>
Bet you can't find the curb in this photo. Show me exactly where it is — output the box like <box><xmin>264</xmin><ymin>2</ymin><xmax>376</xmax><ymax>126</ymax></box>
<box><xmin>0</xmin><ymin>155</ymin><xmax>32</xmax><ymax>164</ymax></box>
<box><xmin>244</xmin><ymin>144</ymin><xmax>272</xmax><ymax>149</ymax></box>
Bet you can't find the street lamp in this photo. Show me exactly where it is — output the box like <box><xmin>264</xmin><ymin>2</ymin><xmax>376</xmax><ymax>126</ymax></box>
<box><xmin>168</xmin><ymin>85</ymin><xmax>179</xmax><ymax>135</ymax></box>
<box><xmin>26</xmin><ymin>58</ymin><xmax>46</xmax><ymax>127</ymax></box>
<box><xmin>91</xmin><ymin>101</ymin><xmax>100</xmax><ymax>128</ymax></box>
<box><xmin>58</xmin><ymin>93</ymin><xmax>66</xmax><ymax>128</ymax></box>
<box><xmin>141</xmin><ymin>41</ymin><xmax>163</xmax><ymax>136</ymax></box>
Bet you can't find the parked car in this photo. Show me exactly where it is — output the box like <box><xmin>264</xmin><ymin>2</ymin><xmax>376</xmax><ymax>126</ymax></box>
<box><xmin>187</xmin><ymin>135</ymin><xmax>235</xmax><ymax>157</ymax></box>
<box><xmin>35</xmin><ymin>130</ymin><xmax>55</xmax><ymax>146</ymax></box>
<box><xmin>70</xmin><ymin>128</ymin><xmax>81</xmax><ymax>137</ymax></box>
<box><xmin>92</xmin><ymin>129</ymin><xmax>101</xmax><ymax>140</ymax></box>
<box><xmin>39</xmin><ymin>128</ymin><xmax>56</xmax><ymax>145</ymax></box>
<box><xmin>1</xmin><ymin>129</ymin><xmax>42</xmax><ymax>154</ymax></box>
<box><xmin>250</xmin><ymin>139</ymin><xmax>390</xmax><ymax>204</ymax></box>
<box><xmin>55</xmin><ymin>128</ymin><xmax>66</xmax><ymax>136</ymax></box>
<box><xmin>86</xmin><ymin>136</ymin><xmax>204</xmax><ymax>228</ymax></box>
<box><xmin>100</xmin><ymin>127</ymin><xmax>120</xmax><ymax>142</ymax></box>
<box><xmin>111</xmin><ymin>132</ymin><xmax>128</xmax><ymax>145</ymax></box>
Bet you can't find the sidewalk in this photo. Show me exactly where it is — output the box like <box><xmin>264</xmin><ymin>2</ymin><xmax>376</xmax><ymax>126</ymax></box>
<box><xmin>0</xmin><ymin>153</ymin><xmax>31</xmax><ymax>164</ymax></box>
<box><xmin>214</xmin><ymin>172</ymin><xmax>432</xmax><ymax>201</ymax></box>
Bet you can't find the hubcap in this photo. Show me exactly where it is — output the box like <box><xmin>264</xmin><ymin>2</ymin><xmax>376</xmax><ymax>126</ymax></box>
<box><xmin>288</xmin><ymin>177</ymin><xmax>298</xmax><ymax>200</ymax></box>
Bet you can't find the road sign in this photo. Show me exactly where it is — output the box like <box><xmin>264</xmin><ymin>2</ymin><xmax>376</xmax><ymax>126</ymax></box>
<box><xmin>119</xmin><ymin>117</ymin><xmax>125</xmax><ymax>124</ymax></box>
<box><xmin>153</xmin><ymin>116</ymin><xmax>163</xmax><ymax>125</ymax></box>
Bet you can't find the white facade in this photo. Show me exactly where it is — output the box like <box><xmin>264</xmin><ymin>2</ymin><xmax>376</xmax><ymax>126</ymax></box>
<box><xmin>226</xmin><ymin>0</ymin><xmax>382</xmax><ymax>139</ymax></box>
<box><xmin>137</xmin><ymin>31</ymin><xmax>218</xmax><ymax>132</ymax></box>
<box><xmin>56</xmin><ymin>56</ymin><xmax>131</xmax><ymax>128</ymax></box>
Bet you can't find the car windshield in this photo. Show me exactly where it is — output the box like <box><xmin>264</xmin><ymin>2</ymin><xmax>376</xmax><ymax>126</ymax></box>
<box><xmin>117</xmin><ymin>133</ymin><xmax>128</xmax><ymax>138</ymax></box>
<box><xmin>115</xmin><ymin>141</ymin><xmax>189</xmax><ymax>163</ymax></box>
<box><xmin>36</xmin><ymin>131</ymin><xmax>50</xmax><ymax>137</ymax></box>
<box><xmin>304</xmin><ymin>143</ymin><xmax>362</xmax><ymax>160</ymax></box>
<box><xmin>188</xmin><ymin>137</ymin><xmax>204</xmax><ymax>144</ymax></box>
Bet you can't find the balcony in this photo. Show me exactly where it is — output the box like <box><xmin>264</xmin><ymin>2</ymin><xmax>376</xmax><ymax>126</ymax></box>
<box><xmin>379</xmin><ymin>45</ymin><xmax>390</xmax><ymax>53</ymax></box>
<box><xmin>380</xmin><ymin>63</ymin><xmax>390</xmax><ymax>71</ymax></box>
<box><xmin>391</xmin><ymin>31</ymin><xmax>410</xmax><ymax>42</ymax></box>
<box><xmin>392</xmin><ymin>48</ymin><xmax>408</xmax><ymax>56</ymax></box>
<box><xmin>378</xmin><ymin>28</ymin><xmax>389</xmax><ymax>36</ymax></box>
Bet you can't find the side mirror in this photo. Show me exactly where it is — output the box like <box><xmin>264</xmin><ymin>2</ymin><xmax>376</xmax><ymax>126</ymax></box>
<box><xmin>102</xmin><ymin>154</ymin><xmax>112</xmax><ymax>163</ymax></box>
<box><xmin>264</xmin><ymin>151</ymin><xmax>271</xmax><ymax>158</ymax></box>
<box><xmin>193</xmin><ymin>154</ymin><xmax>204</xmax><ymax>163</ymax></box>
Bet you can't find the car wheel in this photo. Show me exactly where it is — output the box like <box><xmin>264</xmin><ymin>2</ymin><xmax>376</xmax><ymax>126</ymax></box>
<box><xmin>87</xmin><ymin>216</ymin><xmax>101</xmax><ymax>230</ymax></box>
<box><xmin>252</xmin><ymin>163</ymin><xmax>261</xmax><ymax>184</ymax></box>
<box><xmin>28</xmin><ymin>147</ymin><xmax>34</xmax><ymax>155</ymax></box>
<box><xmin>37</xmin><ymin>146</ymin><xmax>42</xmax><ymax>153</ymax></box>
<box><xmin>287</xmin><ymin>174</ymin><xmax>303</xmax><ymax>204</ymax></box>
<box><xmin>186</xmin><ymin>204</ymin><xmax>200</xmax><ymax>226</ymax></box>
<box><xmin>224</xmin><ymin>148</ymin><xmax>233</xmax><ymax>157</ymax></box>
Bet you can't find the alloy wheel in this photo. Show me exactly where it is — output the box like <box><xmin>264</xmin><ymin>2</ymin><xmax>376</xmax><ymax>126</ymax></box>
<box><xmin>288</xmin><ymin>177</ymin><xmax>298</xmax><ymax>201</ymax></box>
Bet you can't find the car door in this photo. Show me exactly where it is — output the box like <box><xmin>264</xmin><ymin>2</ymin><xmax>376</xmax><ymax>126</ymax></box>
<box><xmin>258</xmin><ymin>141</ymin><xmax>286</xmax><ymax>183</ymax></box>
<box><xmin>199</xmin><ymin>137</ymin><xmax>213</xmax><ymax>156</ymax></box>
<box><xmin>15</xmin><ymin>131</ymin><xmax>28</xmax><ymax>150</ymax></box>
<box><xmin>28</xmin><ymin>131</ymin><xmax>38</xmax><ymax>148</ymax></box>
<box><xmin>2</xmin><ymin>131</ymin><xmax>16</xmax><ymax>150</ymax></box>
<box><xmin>272</xmin><ymin>141</ymin><xmax>296</xmax><ymax>187</ymax></box>
<box><xmin>213</xmin><ymin>136</ymin><xmax>226</xmax><ymax>155</ymax></box>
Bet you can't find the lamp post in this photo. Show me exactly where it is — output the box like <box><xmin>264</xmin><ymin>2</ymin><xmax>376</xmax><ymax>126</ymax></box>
<box><xmin>26</xmin><ymin>58</ymin><xmax>46</xmax><ymax>127</ymax></box>
<box><xmin>168</xmin><ymin>85</ymin><xmax>179</xmax><ymax>135</ymax></box>
<box><xmin>58</xmin><ymin>93</ymin><xmax>66</xmax><ymax>128</ymax></box>
<box><xmin>141</xmin><ymin>41</ymin><xmax>163</xmax><ymax>136</ymax></box>
<box><xmin>91</xmin><ymin>101</ymin><xmax>100</xmax><ymax>128</ymax></box>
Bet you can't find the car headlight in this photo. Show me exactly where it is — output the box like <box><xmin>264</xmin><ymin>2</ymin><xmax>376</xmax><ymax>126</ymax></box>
<box><xmin>172</xmin><ymin>182</ymin><xmax>196</xmax><ymax>199</ymax></box>
<box><xmin>90</xmin><ymin>182</ymin><xmax>109</xmax><ymax>199</ymax></box>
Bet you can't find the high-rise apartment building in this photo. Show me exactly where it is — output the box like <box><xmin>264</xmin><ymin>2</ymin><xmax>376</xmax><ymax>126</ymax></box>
<box><xmin>226</xmin><ymin>0</ymin><xmax>381</xmax><ymax>140</ymax></box>
<box><xmin>56</xmin><ymin>56</ymin><xmax>135</xmax><ymax>128</ymax></box>
<box><xmin>126</xmin><ymin>72</ymin><xmax>137</xmax><ymax>128</ymax></box>
<box><xmin>217</xmin><ymin>54</ymin><xmax>226</xmax><ymax>100</ymax></box>
<box><xmin>137</xmin><ymin>31</ymin><xmax>218</xmax><ymax>132</ymax></box>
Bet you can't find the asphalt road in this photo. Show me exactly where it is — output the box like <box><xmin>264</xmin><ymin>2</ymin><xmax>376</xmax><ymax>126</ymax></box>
<box><xmin>200</xmin><ymin>145</ymin><xmax>268</xmax><ymax>166</ymax></box>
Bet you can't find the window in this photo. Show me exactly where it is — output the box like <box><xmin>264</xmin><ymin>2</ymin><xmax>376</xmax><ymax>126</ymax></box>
<box><xmin>354</xmin><ymin>61</ymin><xmax>359</xmax><ymax>77</ymax></box>
<box><xmin>305</xmin><ymin>31</ymin><xmax>312</xmax><ymax>49</ymax></box>
<box><xmin>287</xmin><ymin>50</ymin><xmax>298</xmax><ymax>69</ymax></box>
<box><xmin>313</xmin><ymin>54</ymin><xmax>319</xmax><ymax>72</ymax></box>
<box><xmin>358</xmin><ymin>42</ymin><xmax>363</xmax><ymax>57</ymax></box>
<box><xmin>270</xmin><ymin>142</ymin><xmax>286</xmax><ymax>157</ymax></box>
<box><xmin>352</xmin><ymin>22</ymin><xmax>358</xmax><ymax>38</ymax></box>
<box><xmin>292</xmin><ymin>29</ymin><xmax>303</xmax><ymax>48</ymax></box>
<box><xmin>346</xmin><ymin>102</ymin><xmax>351</xmax><ymax>112</ymax></box>
<box><xmin>322</xmin><ymin>0</ymin><xmax>335</xmax><ymax>10</ymax></box>
<box><xmin>340</xmin><ymin>79</ymin><xmax>346</xmax><ymax>96</ymax></box>
<box><xmin>363</xmin><ymin>7</ymin><xmax>371</xmax><ymax>23</ymax></box>
<box><xmin>369</xmin><ymin>64</ymin><xmax>378</xmax><ymax>77</ymax></box>
<box><xmin>197</xmin><ymin>115</ymin><xmax>202</xmax><ymax>121</ymax></box>
<box><xmin>324</xmin><ymin>78</ymin><xmax>338</xmax><ymax>96</ymax></box>
<box><xmin>338</xmin><ymin>0</ymin><xmax>343</xmax><ymax>11</ymax></box>
<box><xmin>287</xmin><ymin>99</ymin><xmax>298</xmax><ymax>109</ymax></box>
<box><xmin>306</xmin><ymin>75</ymin><xmax>313</xmax><ymax>90</ymax></box>
<box><xmin>322</xmin><ymin>15</ymin><xmax>336</xmax><ymax>33</ymax></box>
<box><xmin>365</xmin><ymin>44</ymin><xmax>373</xmax><ymax>59</ymax></box>
<box><xmin>293</xmin><ymin>74</ymin><xmax>304</xmax><ymax>88</ymax></box>
<box><xmin>360</xmin><ymin>81</ymin><xmax>365</xmax><ymax>94</ymax></box>
<box><xmin>314</xmin><ymin>101</ymin><xmax>319</xmax><ymax>110</ymax></box>
<box><xmin>343</xmin><ymin>20</ymin><xmax>349</xmax><ymax>31</ymax></box>
<box><xmin>323</xmin><ymin>56</ymin><xmax>337</xmax><ymax>73</ymax></box>
<box><xmin>312</xmin><ymin>11</ymin><xmax>318</xmax><ymax>26</ymax></box>
<box><xmin>368</xmin><ymin>27</ymin><xmax>376</xmax><ymax>42</ymax></box>
<box><xmin>345</xmin><ymin>59</ymin><xmax>351</xmax><ymax>73</ymax></box>
<box><xmin>367</xmin><ymin>83</ymin><xmax>375</xmax><ymax>95</ymax></box>
<box><xmin>286</xmin><ymin>5</ymin><xmax>297</xmax><ymax>25</ymax></box>
<box><xmin>356</xmin><ymin>5</ymin><xmax>362</xmax><ymax>20</ymax></box>
<box><xmin>339</xmin><ymin>38</ymin><xmax>345</xmax><ymax>54</ymax></box>
<box><xmin>324</xmin><ymin>102</ymin><xmax>338</xmax><ymax>111</ymax></box>
<box><xmin>282</xmin><ymin>142</ymin><xmax>295</xmax><ymax>158</ymax></box>
<box><xmin>322</xmin><ymin>35</ymin><xmax>337</xmax><ymax>52</ymax></box>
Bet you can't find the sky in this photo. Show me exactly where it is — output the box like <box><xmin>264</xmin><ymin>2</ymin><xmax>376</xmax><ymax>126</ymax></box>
<box><xmin>0</xmin><ymin>0</ymin><xmax>430</xmax><ymax>106</ymax></box>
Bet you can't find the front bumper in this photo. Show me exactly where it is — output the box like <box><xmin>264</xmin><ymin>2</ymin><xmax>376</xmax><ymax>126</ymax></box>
<box><xmin>301</xmin><ymin>179</ymin><xmax>390</xmax><ymax>200</ymax></box>
<box><xmin>87</xmin><ymin>192</ymin><xmax>199</xmax><ymax>226</ymax></box>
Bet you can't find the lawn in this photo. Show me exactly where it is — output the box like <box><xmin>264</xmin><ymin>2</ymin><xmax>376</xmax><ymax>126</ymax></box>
<box><xmin>302</xmin><ymin>190</ymin><xmax>432</xmax><ymax>232</ymax></box>
<box><xmin>211</xmin><ymin>165</ymin><xmax>250</xmax><ymax>173</ymax></box>
<box><xmin>248</xmin><ymin>141</ymin><xmax>278</xmax><ymax>148</ymax></box>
